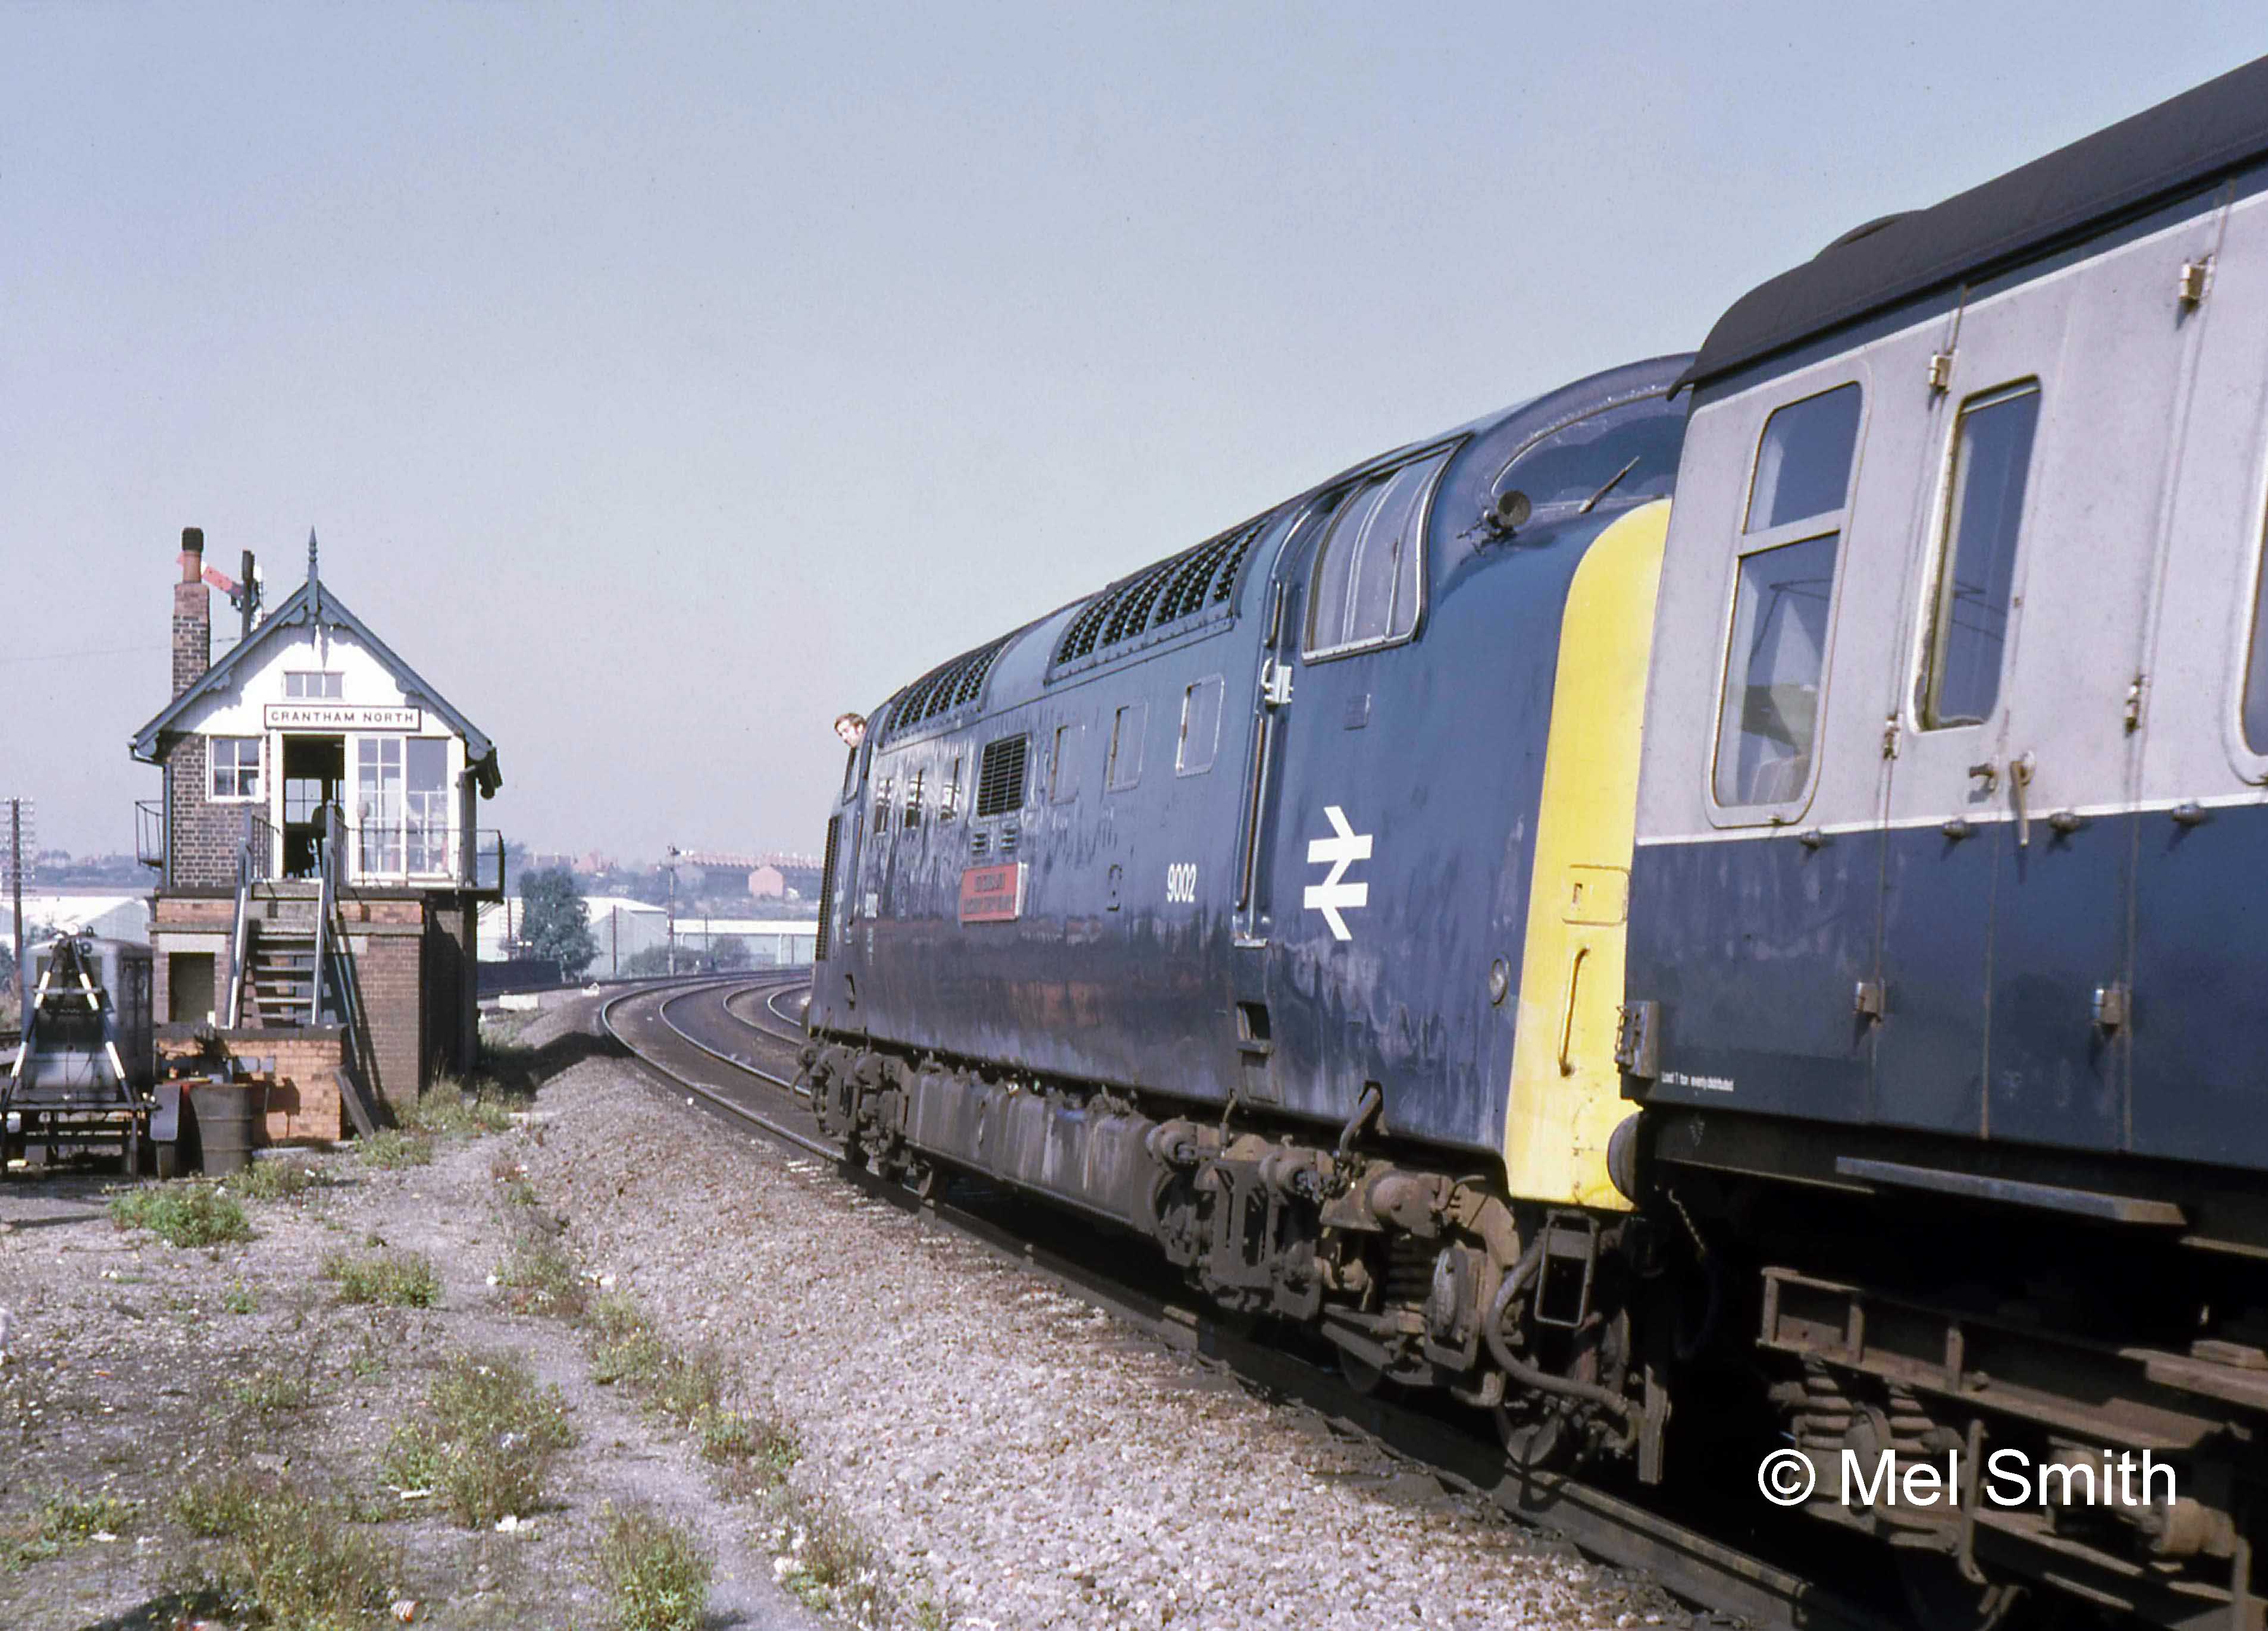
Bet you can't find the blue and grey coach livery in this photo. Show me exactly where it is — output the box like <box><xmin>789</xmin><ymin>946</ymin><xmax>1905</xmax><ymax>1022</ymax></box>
<box><xmin>803</xmin><ymin>56</ymin><xmax>2268</xmax><ymax>1631</ymax></box>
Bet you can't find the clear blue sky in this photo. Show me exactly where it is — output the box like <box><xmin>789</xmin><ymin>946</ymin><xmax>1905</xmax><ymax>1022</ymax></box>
<box><xmin>3</xmin><ymin>5</ymin><xmax>2260</xmax><ymax>862</ymax></box>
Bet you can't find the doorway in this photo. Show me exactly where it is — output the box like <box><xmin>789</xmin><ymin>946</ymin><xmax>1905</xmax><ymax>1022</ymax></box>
<box><xmin>282</xmin><ymin>736</ymin><xmax>344</xmax><ymax>878</ymax></box>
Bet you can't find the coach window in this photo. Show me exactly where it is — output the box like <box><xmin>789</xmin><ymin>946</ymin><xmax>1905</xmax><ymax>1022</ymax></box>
<box><xmin>209</xmin><ymin>736</ymin><xmax>262</xmax><ymax>801</ymax></box>
<box><xmin>1050</xmin><ymin>723</ymin><xmax>1083</xmax><ymax>804</ymax></box>
<box><xmin>1305</xmin><ymin>447</ymin><xmax>1454</xmax><ymax>658</ymax></box>
<box><xmin>1178</xmin><ymin>678</ymin><xmax>1224</xmax><ymax>775</ymax></box>
<box><xmin>1713</xmin><ymin>382</ymin><xmax>1862</xmax><ymax>812</ymax></box>
<box><xmin>1107</xmin><ymin>702</ymin><xmax>1146</xmax><ymax>791</ymax></box>
<box><xmin>1918</xmin><ymin>382</ymin><xmax>2040</xmax><ymax>728</ymax></box>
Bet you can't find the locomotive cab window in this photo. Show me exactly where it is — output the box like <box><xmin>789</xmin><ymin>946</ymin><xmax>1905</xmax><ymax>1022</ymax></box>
<box><xmin>1918</xmin><ymin>381</ymin><xmax>2040</xmax><ymax>729</ymax></box>
<box><xmin>1715</xmin><ymin>382</ymin><xmax>1862</xmax><ymax>811</ymax></box>
<box><xmin>1304</xmin><ymin>447</ymin><xmax>1453</xmax><ymax>658</ymax></box>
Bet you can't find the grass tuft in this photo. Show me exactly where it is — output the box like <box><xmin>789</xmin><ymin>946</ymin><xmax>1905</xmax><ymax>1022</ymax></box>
<box><xmin>403</xmin><ymin>1080</ymin><xmax>516</xmax><ymax>1140</ymax></box>
<box><xmin>359</xmin><ymin>1128</ymin><xmax>433</xmax><ymax>1169</ymax></box>
<box><xmin>494</xmin><ymin>1235</ymin><xmax>585</xmax><ymax>1319</ymax></box>
<box><xmin>382</xmin><ymin>1350</ymin><xmax>576</xmax><ymax>1528</ymax></box>
<box><xmin>226</xmin><ymin>1157</ymin><xmax>319</xmax><ymax>1203</ymax></box>
<box><xmin>3</xmin><ymin>1492</ymin><xmax>137</xmax><ymax>1571</ymax></box>
<box><xmin>597</xmin><ymin>1503</ymin><xmax>713</xmax><ymax>1631</ymax></box>
<box><xmin>170</xmin><ymin>1470</ymin><xmax>395</xmax><ymax>1624</ymax></box>
<box><xmin>229</xmin><ymin>1367</ymin><xmax>312</xmax><ymax>1415</ymax></box>
<box><xmin>321</xmin><ymin>1247</ymin><xmax>442</xmax><ymax>1307</ymax></box>
<box><xmin>109</xmin><ymin>1182</ymin><xmax>251</xmax><ymax>1247</ymax></box>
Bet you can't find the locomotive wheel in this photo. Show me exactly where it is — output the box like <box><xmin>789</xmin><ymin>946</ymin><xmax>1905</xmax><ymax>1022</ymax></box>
<box><xmin>1337</xmin><ymin>1347</ymin><xmax>1386</xmax><ymax>1396</ymax></box>
<box><xmin>1897</xmin><ymin>1555</ymin><xmax>2023</xmax><ymax>1631</ymax></box>
<box><xmin>1495</xmin><ymin>1403</ymin><xmax>1575</xmax><ymax>1473</ymax></box>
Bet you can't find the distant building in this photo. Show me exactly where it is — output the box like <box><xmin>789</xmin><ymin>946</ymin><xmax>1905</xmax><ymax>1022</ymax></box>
<box><xmin>128</xmin><ymin>528</ymin><xmax>504</xmax><ymax>1137</ymax></box>
<box><xmin>11</xmin><ymin>893</ymin><xmax>152</xmax><ymax>946</ymax></box>
<box><xmin>746</xmin><ymin>864</ymin><xmax>785</xmax><ymax>899</ymax></box>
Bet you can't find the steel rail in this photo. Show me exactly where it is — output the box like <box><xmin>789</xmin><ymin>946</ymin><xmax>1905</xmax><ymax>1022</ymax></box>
<box><xmin>597</xmin><ymin>978</ymin><xmax>1894</xmax><ymax>1631</ymax></box>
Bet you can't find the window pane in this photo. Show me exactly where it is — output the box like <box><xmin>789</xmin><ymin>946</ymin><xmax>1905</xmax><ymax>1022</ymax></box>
<box><xmin>1921</xmin><ymin>384</ymin><xmax>2040</xmax><ymax>728</ymax></box>
<box><xmin>1307</xmin><ymin>450</ymin><xmax>1451</xmax><ymax>653</ymax></box>
<box><xmin>1107</xmin><ymin>702</ymin><xmax>1145</xmax><ymax>791</ymax></box>
<box><xmin>1715</xmin><ymin>534</ymin><xmax>1840</xmax><ymax>806</ymax></box>
<box><xmin>1746</xmin><ymin>384</ymin><xmax>1862</xmax><ymax>531</ymax></box>
<box><xmin>1496</xmin><ymin>397</ymin><xmax>1685</xmax><ymax>511</ymax></box>
<box><xmin>1306</xmin><ymin>480</ymin><xmax>1390</xmax><ymax>651</ymax></box>
<box><xmin>1178</xmin><ymin>678</ymin><xmax>1223</xmax><ymax>775</ymax></box>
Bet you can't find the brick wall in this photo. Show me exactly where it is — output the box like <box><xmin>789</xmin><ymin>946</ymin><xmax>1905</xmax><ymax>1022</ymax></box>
<box><xmin>156</xmin><ymin>1027</ymin><xmax>346</xmax><ymax>1144</ymax></box>
<box><xmin>351</xmin><ymin>924</ymin><xmax>426</xmax><ymax>1119</ymax></box>
<box><xmin>161</xmin><ymin>737</ymin><xmax>246</xmax><ymax>890</ymax></box>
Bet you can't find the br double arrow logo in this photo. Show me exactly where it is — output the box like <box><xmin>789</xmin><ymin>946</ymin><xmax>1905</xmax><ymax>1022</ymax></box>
<box><xmin>1303</xmin><ymin>805</ymin><xmax>1372</xmax><ymax>942</ymax></box>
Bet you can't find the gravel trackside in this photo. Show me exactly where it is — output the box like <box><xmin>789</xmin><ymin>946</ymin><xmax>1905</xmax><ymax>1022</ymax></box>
<box><xmin>524</xmin><ymin>1049</ymin><xmax>1690</xmax><ymax>1631</ymax></box>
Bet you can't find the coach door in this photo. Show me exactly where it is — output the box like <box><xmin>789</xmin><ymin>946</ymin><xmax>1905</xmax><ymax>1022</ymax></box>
<box><xmin>1872</xmin><ymin>290</ymin><xmax>2062</xmax><ymax>1140</ymax></box>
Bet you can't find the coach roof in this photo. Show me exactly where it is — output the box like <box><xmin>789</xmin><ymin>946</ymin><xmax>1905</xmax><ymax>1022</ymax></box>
<box><xmin>1686</xmin><ymin>53</ymin><xmax>2268</xmax><ymax>392</ymax></box>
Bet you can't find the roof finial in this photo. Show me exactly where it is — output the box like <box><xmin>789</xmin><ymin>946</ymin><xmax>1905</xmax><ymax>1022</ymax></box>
<box><xmin>307</xmin><ymin>528</ymin><xmax>319</xmax><ymax>584</ymax></box>
<box><xmin>306</xmin><ymin>528</ymin><xmax>322</xmax><ymax>622</ymax></box>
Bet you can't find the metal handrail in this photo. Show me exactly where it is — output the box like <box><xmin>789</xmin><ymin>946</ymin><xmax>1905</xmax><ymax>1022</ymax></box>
<box><xmin>134</xmin><ymin>800</ymin><xmax>165</xmax><ymax>871</ymax></box>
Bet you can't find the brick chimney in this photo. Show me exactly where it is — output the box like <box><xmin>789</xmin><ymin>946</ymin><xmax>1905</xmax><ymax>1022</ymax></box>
<box><xmin>173</xmin><ymin>526</ymin><xmax>209</xmax><ymax>699</ymax></box>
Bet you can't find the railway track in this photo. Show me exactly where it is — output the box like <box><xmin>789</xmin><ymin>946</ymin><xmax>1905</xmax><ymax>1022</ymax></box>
<box><xmin>599</xmin><ymin>975</ymin><xmax>1895</xmax><ymax>1631</ymax></box>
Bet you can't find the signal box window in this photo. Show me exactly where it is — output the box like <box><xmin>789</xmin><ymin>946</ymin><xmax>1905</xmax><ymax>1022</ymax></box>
<box><xmin>1178</xmin><ymin>678</ymin><xmax>1224</xmax><ymax>776</ymax></box>
<box><xmin>284</xmin><ymin>671</ymin><xmax>343</xmax><ymax>700</ymax></box>
<box><xmin>1919</xmin><ymin>382</ymin><xmax>2040</xmax><ymax>729</ymax></box>
<box><xmin>1305</xmin><ymin>448</ymin><xmax>1453</xmax><ymax>657</ymax></box>
<box><xmin>1107</xmin><ymin>702</ymin><xmax>1146</xmax><ymax>791</ymax></box>
<box><xmin>976</xmin><ymin>735</ymin><xmax>1027</xmax><ymax>818</ymax></box>
<box><xmin>210</xmin><ymin>736</ymin><xmax>262</xmax><ymax>800</ymax></box>
<box><xmin>1715</xmin><ymin>534</ymin><xmax>1839</xmax><ymax>806</ymax></box>
<box><xmin>1746</xmin><ymin>384</ymin><xmax>1861</xmax><ymax>531</ymax></box>
<box><xmin>1050</xmin><ymin>724</ymin><xmax>1082</xmax><ymax>804</ymax></box>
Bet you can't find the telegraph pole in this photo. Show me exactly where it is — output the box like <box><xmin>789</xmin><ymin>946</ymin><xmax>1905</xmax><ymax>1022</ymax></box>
<box><xmin>664</xmin><ymin>846</ymin><xmax>681</xmax><ymax>976</ymax></box>
<box><xmin>8</xmin><ymin>799</ymin><xmax>28</xmax><ymax>1031</ymax></box>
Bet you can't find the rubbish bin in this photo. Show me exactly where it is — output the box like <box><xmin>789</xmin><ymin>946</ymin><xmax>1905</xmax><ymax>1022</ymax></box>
<box><xmin>193</xmin><ymin>1081</ymin><xmax>259</xmax><ymax>1177</ymax></box>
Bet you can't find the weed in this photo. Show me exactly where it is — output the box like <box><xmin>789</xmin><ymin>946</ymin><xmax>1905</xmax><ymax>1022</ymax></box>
<box><xmin>2</xmin><ymin>1491</ymin><xmax>137</xmax><ymax>1570</ymax></box>
<box><xmin>781</xmin><ymin>1501</ymin><xmax>885</xmax><ymax>1620</ymax></box>
<box><xmin>403</xmin><ymin>1080</ymin><xmax>516</xmax><ymax>1140</ymax></box>
<box><xmin>229</xmin><ymin>1367</ymin><xmax>312</xmax><ymax>1414</ymax></box>
<box><xmin>228</xmin><ymin>1157</ymin><xmax>318</xmax><ymax>1203</ymax></box>
<box><xmin>382</xmin><ymin>1350</ymin><xmax>576</xmax><ymax>1528</ymax></box>
<box><xmin>494</xmin><ymin>1235</ymin><xmax>585</xmax><ymax>1319</ymax></box>
<box><xmin>108</xmin><ymin>1182</ymin><xmax>252</xmax><ymax>1248</ymax></box>
<box><xmin>597</xmin><ymin>1503</ymin><xmax>713</xmax><ymax>1631</ymax></box>
<box><xmin>221</xmin><ymin>1283</ymin><xmax>258</xmax><ymax>1315</ymax></box>
<box><xmin>173</xmin><ymin>1472</ymin><xmax>396</xmax><ymax>1626</ymax></box>
<box><xmin>321</xmin><ymin>1247</ymin><xmax>442</xmax><ymax>1308</ymax></box>
<box><xmin>588</xmin><ymin>1295</ymin><xmax>668</xmax><ymax>1391</ymax></box>
<box><xmin>359</xmin><ymin>1129</ymin><xmax>433</xmax><ymax>1169</ymax></box>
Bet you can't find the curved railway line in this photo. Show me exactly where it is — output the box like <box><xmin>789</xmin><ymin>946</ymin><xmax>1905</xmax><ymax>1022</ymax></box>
<box><xmin>597</xmin><ymin>974</ymin><xmax>1897</xmax><ymax>1631</ymax></box>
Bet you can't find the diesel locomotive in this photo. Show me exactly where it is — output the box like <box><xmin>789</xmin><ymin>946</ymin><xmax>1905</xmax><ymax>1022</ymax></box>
<box><xmin>803</xmin><ymin>57</ymin><xmax>2268</xmax><ymax>1629</ymax></box>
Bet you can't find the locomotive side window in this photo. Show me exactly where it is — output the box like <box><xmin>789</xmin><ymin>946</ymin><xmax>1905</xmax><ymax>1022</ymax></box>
<box><xmin>939</xmin><ymin>755</ymin><xmax>961</xmax><ymax>820</ymax></box>
<box><xmin>209</xmin><ymin>736</ymin><xmax>262</xmax><ymax>801</ymax></box>
<box><xmin>1107</xmin><ymin>702</ymin><xmax>1145</xmax><ymax>791</ymax></box>
<box><xmin>1177</xmin><ymin>676</ymin><xmax>1224</xmax><ymax>775</ymax></box>
<box><xmin>875</xmin><ymin>775</ymin><xmax>893</xmax><ymax>832</ymax></box>
<box><xmin>975</xmin><ymin>735</ymin><xmax>1028</xmax><ymax>817</ymax></box>
<box><xmin>904</xmin><ymin>769</ymin><xmax>925</xmax><ymax>827</ymax></box>
<box><xmin>1714</xmin><ymin>534</ymin><xmax>1840</xmax><ymax>806</ymax></box>
<box><xmin>1918</xmin><ymin>382</ymin><xmax>2041</xmax><ymax>729</ymax></box>
<box><xmin>1050</xmin><ymin>723</ymin><xmax>1083</xmax><ymax>804</ymax></box>
<box><xmin>1304</xmin><ymin>447</ymin><xmax>1453</xmax><ymax>658</ymax></box>
<box><xmin>1746</xmin><ymin>384</ymin><xmax>1862</xmax><ymax>531</ymax></box>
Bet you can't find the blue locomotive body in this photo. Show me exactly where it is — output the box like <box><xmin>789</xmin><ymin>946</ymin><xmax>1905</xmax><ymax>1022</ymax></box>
<box><xmin>810</xmin><ymin>356</ymin><xmax>1687</xmax><ymax>1161</ymax></box>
